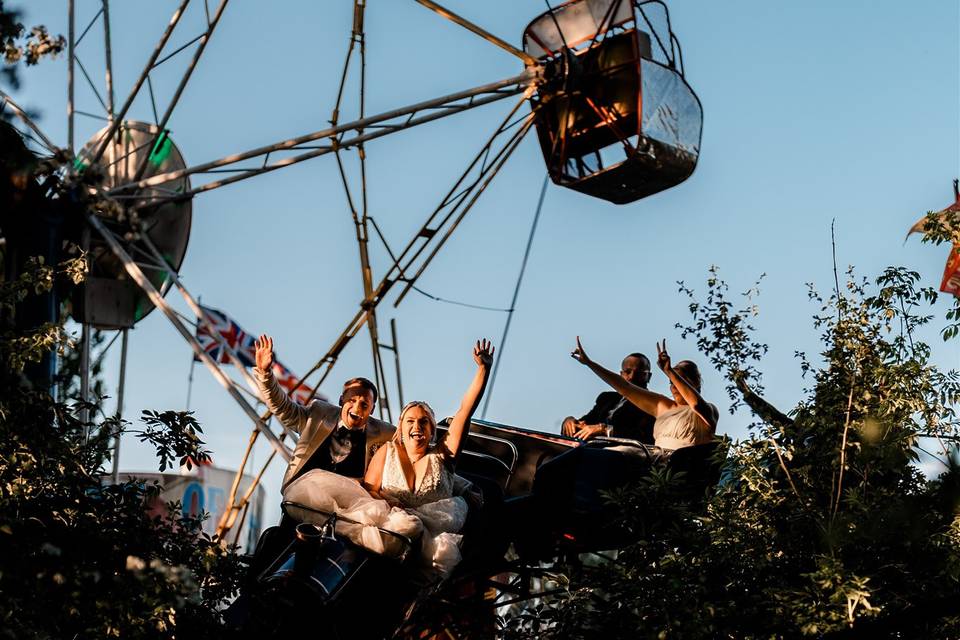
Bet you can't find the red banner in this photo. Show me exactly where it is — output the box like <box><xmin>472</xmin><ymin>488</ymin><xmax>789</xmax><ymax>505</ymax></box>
<box><xmin>940</xmin><ymin>244</ymin><xmax>960</xmax><ymax>297</ymax></box>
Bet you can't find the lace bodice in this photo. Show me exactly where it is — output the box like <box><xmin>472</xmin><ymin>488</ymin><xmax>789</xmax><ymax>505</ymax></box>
<box><xmin>653</xmin><ymin>405</ymin><xmax>712</xmax><ymax>450</ymax></box>
<box><xmin>380</xmin><ymin>442</ymin><xmax>455</xmax><ymax>509</ymax></box>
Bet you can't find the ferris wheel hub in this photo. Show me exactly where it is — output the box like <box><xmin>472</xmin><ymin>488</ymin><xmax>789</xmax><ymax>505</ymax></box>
<box><xmin>71</xmin><ymin>121</ymin><xmax>192</xmax><ymax>329</ymax></box>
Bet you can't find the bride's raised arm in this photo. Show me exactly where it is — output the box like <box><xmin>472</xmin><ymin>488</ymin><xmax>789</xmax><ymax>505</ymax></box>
<box><xmin>440</xmin><ymin>339</ymin><xmax>494</xmax><ymax>463</ymax></box>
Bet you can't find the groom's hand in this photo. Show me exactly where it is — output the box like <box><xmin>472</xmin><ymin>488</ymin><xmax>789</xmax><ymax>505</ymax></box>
<box><xmin>255</xmin><ymin>334</ymin><xmax>275</xmax><ymax>371</ymax></box>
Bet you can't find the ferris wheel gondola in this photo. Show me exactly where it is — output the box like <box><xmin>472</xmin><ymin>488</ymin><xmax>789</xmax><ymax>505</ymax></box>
<box><xmin>525</xmin><ymin>0</ymin><xmax>702</xmax><ymax>203</ymax></box>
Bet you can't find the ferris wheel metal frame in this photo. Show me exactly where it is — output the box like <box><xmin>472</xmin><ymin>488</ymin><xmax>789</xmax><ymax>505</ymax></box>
<box><xmin>1</xmin><ymin>0</ymin><xmax>701</xmax><ymax>542</ymax></box>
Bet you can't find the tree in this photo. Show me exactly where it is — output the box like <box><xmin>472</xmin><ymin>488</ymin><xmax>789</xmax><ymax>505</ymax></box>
<box><xmin>1</xmin><ymin>0</ymin><xmax>64</xmax><ymax>94</ymax></box>
<box><xmin>501</xmin><ymin>265</ymin><xmax>960</xmax><ymax>639</ymax></box>
<box><xmin>1</xmin><ymin>9</ymin><xmax>246</xmax><ymax>631</ymax></box>
<box><xmin>0</xmin><ymin>208</ymin><xmax>246</xmax><ymax>639</ymax></box>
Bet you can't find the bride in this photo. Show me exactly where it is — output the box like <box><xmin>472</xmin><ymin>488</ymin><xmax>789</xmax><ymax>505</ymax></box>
<box><xmin>284</xmin><ymin>339</ymin><xmax>494</xmax><ymax>578</ymax></box>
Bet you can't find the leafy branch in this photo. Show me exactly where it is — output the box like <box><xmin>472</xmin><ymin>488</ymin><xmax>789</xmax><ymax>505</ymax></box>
<box><xmin>133</xmin><ymin>410</ymin><xmax>212</xmax><ymax>472</ymax></box>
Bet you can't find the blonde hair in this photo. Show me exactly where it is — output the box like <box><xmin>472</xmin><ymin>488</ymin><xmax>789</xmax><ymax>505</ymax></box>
<box><xmin>393</xmin><ymin>400</ymin><xmax>437</xmax><ymax>443</ymax></box>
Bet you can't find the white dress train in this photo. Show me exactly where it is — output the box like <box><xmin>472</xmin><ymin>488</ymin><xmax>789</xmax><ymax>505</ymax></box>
<box><xmin>282</xmin><ymin>441</ymin><xmax>467</xmax><ymax>578</ymax></box>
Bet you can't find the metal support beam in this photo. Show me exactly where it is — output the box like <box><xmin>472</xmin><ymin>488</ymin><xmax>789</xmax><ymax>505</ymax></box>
<box><xmin>107</xmin><ymin>70</ymin><xmax>539</xmax><ymax>204</ymax></box>
<box><xmin>86</xmin><ymin>214</ymin><xmax>292</xmax><ymax>462</ymax></box>
<box><xmin>137</xmin><ymin>232</ymin><xmax>300</xmax><ymax>444</ymax></box>
<box><xmin>331</xmin><ymin>0</ymin><xmax>394</xmax><ymax>423</ymax></box>
<box><xmin>110</xmin><ymin>328</ymin><xmax>128</xmax><ymax>484</ymax></box>
<box><xmin>67</xmin><ymin>0</ymin><xmax>75</xmax><ymax>153</ymax></box>
<box><xmin>0</xmin><ymin>90</ymin><xmax>59</xmax><ymax>152</ymax></box>
<box><xmin>214</xmin><ymin>428</ymin><xmax>259</xmax><ymax>537</ymax></box>
<box><xmin>102</xmin><ymin>0</ymin><xmax>116</xmax><ymax>124</ymax></box>
<box><xmin>391</xmin><ymin>318</ymin><xmax>404</xmax><ymax>408</ymax></box>
<box><xmin>413</xmin><ymin>0</ymin><xmax>537</xmax><ymax>65</ymax></box>
<box><xmin>79</xmin><ymin>227</ymin><xmax>91</xmax><ymax>435</ymax></box>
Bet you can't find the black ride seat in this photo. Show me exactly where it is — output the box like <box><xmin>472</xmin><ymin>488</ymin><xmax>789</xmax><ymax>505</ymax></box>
<box><xmin>664</xmin><ymin>439</ymin><xmax>724</xmax><ymax>505</ymax></box>
<box><xmin>456</xmin><ymin>471</ymin><xmax>510</xmax><ymax>571</ymax></box>
<box><xmin>512</xmin><ymin>439</ymin><xmax>725</xmax><ymax>556</ymax></box>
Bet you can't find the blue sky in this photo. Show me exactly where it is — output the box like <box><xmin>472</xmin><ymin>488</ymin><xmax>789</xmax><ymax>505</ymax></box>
<box><xmin>11</xmin><ymin>1</ymin><xmax>960</xmax><ymax>518</ymax></box>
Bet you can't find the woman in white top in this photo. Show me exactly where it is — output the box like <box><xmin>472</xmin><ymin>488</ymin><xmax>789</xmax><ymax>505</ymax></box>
<box><xmin>363</xmin><ymin>339</ymin><xmax>493</xmax><ymax>576</ymax></box>
<box><xmin>571</xmin><ymin>337</ymin><xmax>717</xmax><ymax>451</ymax></box>
<box><xmin>364</xmin><ymin>339</ymin><xmax>494</xmax><ymax>505</ymax></box>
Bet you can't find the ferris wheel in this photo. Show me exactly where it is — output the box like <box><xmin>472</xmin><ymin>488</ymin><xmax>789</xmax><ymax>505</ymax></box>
<box><xmin>2</xmin><ymin>0</ymin><xmax>702</xmax><ymax>541</ymax></box>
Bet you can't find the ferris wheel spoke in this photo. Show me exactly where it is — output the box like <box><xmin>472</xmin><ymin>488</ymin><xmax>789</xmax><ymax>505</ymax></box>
<box><xmin>89</xmin><ymin>0</ymin><xmax>191</xmax><ymax>164</ymax></box>
<box><xmin>68</xmin><ymin>0</ymin><xmax>76</xmax><ymax>151</ymax></box>
<box><xmin>128</xmin><ymin>0</ymin><xmax>230</xmax><ymax>185</ymax></box>
<box><xmin>74</xmin><ymin>54</ymin><xmax>110</xmax><ymax>116</ymax></box>
<box><xmin>289</xmin><ymin>90</ymin><xmax>534</xmax><ymax>394</ymax></box>
<box><xmin>102</xmin><ymin>0</ymin><xmax>116</xmax><ymax>123</ymax></box>
<box><xmin>413</xmin><ymin>0</ymin><xmax>537</xmax><ymax>66</ymax></box>
<box><xmin>106</xmin><ymin>70</ymin><xmax>538</xmax><ymax>207</ymax></box>
<box><xmin>86</xmin><ymin>213</ymin><xmax>294</xmax><ymax>463</ymax></box>
<box><xmin>0</xmin><ymin>89</ymin><xmax>59</xmax><ymax>153</ymax></box>
<box><xmin>75</xmin><ymin>109</ymin><xmax>110</xmax><ymax>122</ymax></box>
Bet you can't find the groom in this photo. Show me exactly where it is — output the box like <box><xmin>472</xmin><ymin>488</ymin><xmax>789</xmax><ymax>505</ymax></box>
<box><xmin>253</xmin><ymin>334</ymin><xmax>395</xmax><ymax>492</ymax></box>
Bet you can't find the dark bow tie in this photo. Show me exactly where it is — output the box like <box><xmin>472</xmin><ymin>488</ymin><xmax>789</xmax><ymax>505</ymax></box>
<box><xmin>334</xmin><ymin>425</ymin><xmax>363</xmax><ymax>440</ymax></box>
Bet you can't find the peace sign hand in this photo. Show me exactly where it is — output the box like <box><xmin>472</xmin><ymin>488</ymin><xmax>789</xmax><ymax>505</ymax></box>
<box><xmin>474</xmin><ymin>339</ymin><xmax>495</xmax><ymax>368</ymax></box>
<box><xmin>656</xmin><ymin>339</ymin><xmax>671</xmax><ymax>373</ymax></box>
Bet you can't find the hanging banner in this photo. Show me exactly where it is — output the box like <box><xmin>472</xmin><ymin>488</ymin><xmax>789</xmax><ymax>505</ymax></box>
<box><xmin>906</xmin><ymin>179</ymin><xmax>960</xmax><ymax>240</ymax></box>
<box><xmin>940</xmin><ymin>244</ymin><xmax>960</xmax><ymax>297</ymax></box>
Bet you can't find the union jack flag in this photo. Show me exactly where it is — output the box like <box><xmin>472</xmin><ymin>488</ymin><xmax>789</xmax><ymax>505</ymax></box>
<box><xmin>195</xmin><ymin>305</ymin><xmax>256</xmax><ymax>366</ymax></box>
<box><xmin>194</xmin><ymin>305</ymin><xmax>323</xmax><ymax>405</ymax></box>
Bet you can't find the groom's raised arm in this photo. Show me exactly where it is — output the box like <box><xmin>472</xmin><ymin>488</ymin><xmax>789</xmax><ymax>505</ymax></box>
<box><xmin>254</xmin><ymin>334</ymin><xmax>309</xmax><ymax>434</ymax></box>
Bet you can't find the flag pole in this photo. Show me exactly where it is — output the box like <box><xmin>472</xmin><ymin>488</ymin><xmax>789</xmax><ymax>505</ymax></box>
<box><xmin>185</xmin><ymin>295</ymin><xmax>200</xmax><ymax>410</ymax></box>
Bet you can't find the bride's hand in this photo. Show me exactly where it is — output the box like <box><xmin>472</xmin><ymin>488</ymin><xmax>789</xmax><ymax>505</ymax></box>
<box><xmin>571</xmin><ymin>336</ymin><xmax>591</xmax><ymax>365</ymax></box>
<box><xmin>473</xmin><ymin>339</ymin><xmax>495</xmax><ymax>368</ymax></box>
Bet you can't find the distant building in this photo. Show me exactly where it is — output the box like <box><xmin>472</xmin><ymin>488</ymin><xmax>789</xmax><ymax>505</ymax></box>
<box><xmin>115</xmin><ymin>465</ymin><xmax>265</xmax><ymax>554</ymax></box>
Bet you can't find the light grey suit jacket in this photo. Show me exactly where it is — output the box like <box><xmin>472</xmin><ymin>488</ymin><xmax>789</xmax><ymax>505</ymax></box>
<box><xmin>254</xmin><ymin>368</ymin><xmax>395</xmax><ymax>490</ymax></box>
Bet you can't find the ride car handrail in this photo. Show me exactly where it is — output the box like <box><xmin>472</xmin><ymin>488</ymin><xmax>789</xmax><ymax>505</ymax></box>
<box><xmin>437</xmin><ymin>419</ymin><xmax>520</xmax><ymax>472</ymax></box>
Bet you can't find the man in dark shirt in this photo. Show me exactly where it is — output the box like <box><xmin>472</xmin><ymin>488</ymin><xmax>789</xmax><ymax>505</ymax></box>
<box><xmin>562</xmin><ymin>352</ymin><xmax>655</xmax><ymax>444</ymax></box>
<box><xmin>253</xmin><ymin>334</ymin><xmax>394</xmax><ymax>491</ymax></box>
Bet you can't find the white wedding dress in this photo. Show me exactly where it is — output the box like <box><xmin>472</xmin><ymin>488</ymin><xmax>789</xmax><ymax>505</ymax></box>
<box><xmin>379</xmin><ymin>442</ymin><xmax>468</xmax><ymax>576</ymax></box>
<box><xmin>282</xmin><ymin>441</ymin><xmax>468</xmax><ymax>578</ymax></box>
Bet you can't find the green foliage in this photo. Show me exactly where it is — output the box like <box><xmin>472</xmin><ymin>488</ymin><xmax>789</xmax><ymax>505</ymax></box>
<box><xmin>503</xmin><ymin>266</ymin><xmax>960</xmax><ymax>639</ymax></box>
<box><xmin>1</xmin><ymin>1</ymin><xmax>64</xmax><ymax>91</ymax></box>
<box><xmin>915</xmin><ymin>205</ymin><xmax>960</xmax><ymax>341</ymax></box>
<box><xmin>0</xmin><ymin>131</ymin><xmax>243</xmax><ymax>637</ymax></box>
<box><xmin>0</xmin><ymin>253</ymin><xmax>84</xmax><ymax>371</ymax></box>
<box><xmin>678</xmin><ymin>266</ymin><xmax>768</xmax><ymax>411</ymax></box>
<box><xmin>135</xmin><ymin>410</ymin><xmax>212</xmax><ymax>472</ymax></box>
